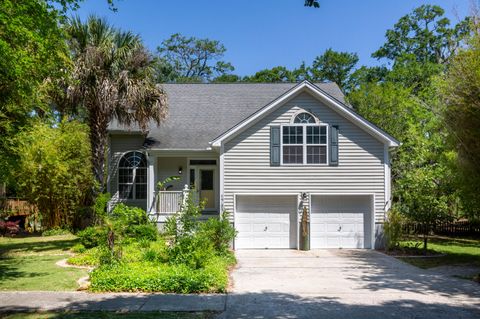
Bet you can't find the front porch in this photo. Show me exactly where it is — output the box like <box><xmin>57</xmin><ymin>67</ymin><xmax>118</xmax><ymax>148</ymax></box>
<box><xmin>146</xmin><ymin>154</ymin><xmax>220</xmax><ymax>222</ymax></box>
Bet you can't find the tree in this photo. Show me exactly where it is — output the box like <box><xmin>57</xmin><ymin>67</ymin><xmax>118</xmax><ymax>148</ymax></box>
<box><xmin>348</xmin><ymin>82</ymin><xmax>457</xmax><ymax>250</ymax></box>
<box><xmin>14</xmin><ymin>120</ymin><xmax>93</xmax><ymax>228</ymax></box>
<box><xmin>212</xmin><ymin>74</ymin><xmax>241</xmax><ymax>83</ymax></box>
<box><xmin>66</xmin><ymin>16</ymin><xmax>167</xmax><ymax>192</ymax></box>
<box><xmin>311</xmin><ymin>49</ymin><xmax>359</xmax><ymax>90</ymax></box>
<box><xmin>373</xmin><ymin>5</ymin><xmax>471</xmax><ymax>64</ymax></box>
<box><xmin>156</xmin><ymin>33</ymin><xmax>234</xmax><ymax>83</ymax></box>
<box><xmin>243</xmin><ymin>66</ymin><xmax>295</xmax><ymax>83</ymax></box>
<box><xmin>439</xmin><ymin>22</ymin><xmax>480</xmax><ymax>218</ymax></box>
<box><xmin>0</xmin><ymin>0</ymin><xmax>69</xmax><ymax>187</ymax></box>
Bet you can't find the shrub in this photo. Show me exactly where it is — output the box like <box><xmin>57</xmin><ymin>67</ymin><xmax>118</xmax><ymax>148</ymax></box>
<box><xmin>77</xmin><ymin>226</ymin><xmax>108</xmax><ymax>248</ymax></box>
<box><xmin>0</xmin><ymin>220</ymin><xmax>20</xmax><ymax>236</ymax></box>
<box><xmin>167</xmin><ymin>234</ymin><xmax>216</xmax><ymax>269</ymax></box>
<box><xmin>198</xmin><ymin>211</ymin><xmax>237</xmax><ymax>255</ymax></box>
<box><xmin>111</xmin><ymin>204</ymin><xmax>148</xmax><ymax>225</ymax></box>
<box><xmin>71</xmin><ymin>243</ymin><xmax>86</xmax><ymax>253</ymax></box>
<box><xmin>93</xmin><ymin>193</ymin><xmax>111</xmax><ymax>223</ymax></box>
<box><xmin>163</xmin><ymin>191</ymin><xmax>203</xmax><ymax>242</ymax></box>
<box><xmin>42</xmin><ymin>227</ymin><xmax>71</xmax><ymax>236</ymax></box>
<box><xmin>124</xmin><ymin>224</ymin><xmax>158</xmax><ymax>242</ymax></box>
<box><xmin>384</xmin><ymin>207</ymin><xmax>404</xmax><ymax>251</ymax></box>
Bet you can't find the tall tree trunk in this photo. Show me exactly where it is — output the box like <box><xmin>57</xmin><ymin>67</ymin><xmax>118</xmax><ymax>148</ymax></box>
<box><xmin>89</xmin><ymin>112</ymin><xmax>109</xmax><ymax>195</ymax></box>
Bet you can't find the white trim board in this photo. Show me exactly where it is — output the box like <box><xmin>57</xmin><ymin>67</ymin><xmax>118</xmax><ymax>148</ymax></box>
<box><xmin>210</xmin><ymin>80</ymin><xmax>400</xmax><ymax>148</ymax></box>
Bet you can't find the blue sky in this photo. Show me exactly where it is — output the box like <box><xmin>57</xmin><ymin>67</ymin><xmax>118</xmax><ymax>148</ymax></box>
<box><xmin>74</xmin><ymin>0</ymin><xmax>471</xmax><ymax>76</ymax></box>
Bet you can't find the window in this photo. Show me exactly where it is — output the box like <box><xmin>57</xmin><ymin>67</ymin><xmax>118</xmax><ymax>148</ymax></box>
<box><xmin>118</xmin><ymin>151</ymin><xmax>147</xmax><ymax>200</ymax></box>
<box><xmin>282</xmin><ymin>122</ymin><xmax>327</xmax><ymax>165</ymax></box>
<box><xmin>294</xmin><ymin>112</ymin><xmax>316</xmax><ymax>124</ymax></box>
<box><xmin>282</xmin><ymin>126</ymin><xmax>304</xmax><ymax>164</ymax></box>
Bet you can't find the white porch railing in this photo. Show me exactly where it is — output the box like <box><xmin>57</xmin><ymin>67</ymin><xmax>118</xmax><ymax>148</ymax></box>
<box><xmin>154</xmin><ymin>185</ymin><xmax>205</xmax><ymax>215</ymax></box>
<box><xmin>156</xmin><ymin>191</ymin><xmax>183</xmax><ymax>213</ymax></box>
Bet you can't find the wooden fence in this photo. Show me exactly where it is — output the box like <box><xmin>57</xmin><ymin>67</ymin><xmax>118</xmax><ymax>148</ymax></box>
<box><xmin>403</xmin><ymin>220</ymin><xmax>480</xmax><ymax>237</ymax></box>
<box><xmin>0</xmin><ymin>198</ymin><xmax>37</xmax><ymax>216</ymax></box>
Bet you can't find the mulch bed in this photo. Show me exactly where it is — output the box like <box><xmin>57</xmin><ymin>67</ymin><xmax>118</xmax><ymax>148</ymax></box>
<box><xmin>382</xmin><ymin>247</ymin><xmax>445</xmax><ymax>258</ymax></box>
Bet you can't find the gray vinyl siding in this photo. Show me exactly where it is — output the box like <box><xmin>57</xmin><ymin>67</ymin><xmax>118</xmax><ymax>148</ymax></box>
<box><xmin>223</xmin><ymin>92</ymin><xmax>386</xmax><ymax>223</ymax></box>
<box><xmin>108</xmin><ymin>133</ymin><xmax>147</xmax><ymax>210</ymax></box>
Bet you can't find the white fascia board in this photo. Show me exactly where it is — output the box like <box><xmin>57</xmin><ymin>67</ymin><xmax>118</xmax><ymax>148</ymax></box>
<box><xmin>210</xmin><ymin>80</ymin><xmax>400</xmax><ymax>148</ymax></box>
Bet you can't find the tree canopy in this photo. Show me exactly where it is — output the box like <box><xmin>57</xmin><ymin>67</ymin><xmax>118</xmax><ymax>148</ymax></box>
<box><xmin>156</xmin><ymin>33</ymin><xmax>234</xmax><ymax>83</ymax></box>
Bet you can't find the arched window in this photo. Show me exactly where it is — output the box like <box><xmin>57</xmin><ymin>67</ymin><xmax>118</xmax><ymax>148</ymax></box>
<box><xmin>293</xmin><ymin>112</ymin><xmax>316</xmax><ymax>124</ymax></box>
<box><xmin>282</xmin><ymin>111</ymin><xmax>327</xmax><ymax>165</ymax></box>
<box><xmin>118</xmin><ymin>151</ymin><xmax>147</xmax><ymax>200</ymax></box>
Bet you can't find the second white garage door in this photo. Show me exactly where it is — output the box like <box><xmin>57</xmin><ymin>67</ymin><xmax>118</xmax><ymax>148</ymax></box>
<box><xmin>310</xmin><ymin>195</ymin><xmax>373</xmax><ymax>249</ymax></box>
<box><xmin>235</xmin><ymin>195</ymin><xmax>297</xmax><ymax>249</ymax></box>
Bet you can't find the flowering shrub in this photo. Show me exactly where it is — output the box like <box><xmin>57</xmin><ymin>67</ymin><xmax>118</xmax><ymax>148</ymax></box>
<box><xmin>0</xmin><ymin>220</ymin><xmax>20</xmax><ymax>236</ymax></box>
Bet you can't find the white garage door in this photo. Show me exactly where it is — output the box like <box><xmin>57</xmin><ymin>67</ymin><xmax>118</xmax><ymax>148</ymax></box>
<box><xmin>310</xmin><ymin>195</ymin><xmax>372</xmax><ymax>249</ymax></box>
<box><xmin>235</xmin><ymin>195</ymin><xmax>297</xmax><ymax>249</ymax></box>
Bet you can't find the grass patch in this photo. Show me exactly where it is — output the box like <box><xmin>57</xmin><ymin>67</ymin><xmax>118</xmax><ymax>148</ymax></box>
<box><xmin>397</xmin><ymin>236</ymin><xmax>480</xmax><ymax>269</ymax></box>
<box><xmin>1</xmin><ymin>311</ymin><xmax>217</xmax><ymax>319</ymax></box>
<box><xmin>0</xmin><ymin>235</ymin><xmax>87</xmax><ymax>291</ymax></box>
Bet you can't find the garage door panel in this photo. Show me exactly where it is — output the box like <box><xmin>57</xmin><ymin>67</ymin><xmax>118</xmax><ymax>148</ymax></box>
<box><xmin>235</xmin><ymin>195</ymin><xmax>297</xmax><ymax>249</ymax></box>
<box><xmin>310</xmin><ymin>195</ymin><xmax>372</xmax><ymax>249</ymax></box>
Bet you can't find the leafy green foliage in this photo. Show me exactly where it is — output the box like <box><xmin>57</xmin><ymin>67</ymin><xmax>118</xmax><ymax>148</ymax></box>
<box><xmin>77</xmin><ymin>226</ymin><xmax>108</xmax><ymax>248</ymax></box>
<box><xmin>13</xmin><ymin>120</ymin><xmax>93</xmax><ymax>228</ymax></box>
<box><xmin>93</xmin><ymin>193</ymin><xmax>111</xmax><ymax>223</ymax></box>
<box><xmin>0</xmin><ymin>0</ymin><xmax>69</xmax><ymax>186</ymax></box>
<box><xmin>311</xmin><ymin>48</ymin><xmax>359</xmax><ymax>90</ymax></box>
<box><xmin>164</xmin><ymin>191</ymin><xmax>203</xmax><ymax>241</ymax></box>
<box><xmin>89</xmin><ymin>256</ymin><xmax>233</xmax><ymax>293</ymax></box>
<box><xmin>78</xmin><ymin>204</ymin><xmax>158</xmax><ymax>250</ymax></box>
<box><xmin>383</xmin><ymin>207</ymin><xmax>404</xmax><ymax>251</ymax></box>
<box><xmin>198</xmin><ymin>211</ymin><xmax>237</xmax><ymax>255</ymax></box>
<box><xmin>156</xmin><ymin>33</ymin><xmax>234</xmax><ymax>83</ymax></box>
<box><xmin>243</xmin><ymin>66</ymin><xmax>296</xmax><ymax>83</ymax></box>
<box><xmin>438</xmin><ymin>24</ymin><xmax>480</xmax><ymax>219</ymax></box>
<box><xmin>372</xmin><ymin>5</ymin><xmax>471</xmax><ymax>64</ymax></box>
<box><xmin>157</xmin><ymin>176</ymin><xmax>180</xmax><ymax>191</ymax></box>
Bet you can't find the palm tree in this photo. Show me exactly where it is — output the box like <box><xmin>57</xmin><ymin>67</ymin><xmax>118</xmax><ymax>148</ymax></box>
<box><xmin>66</xmin><ymin>16</ymin><xmax>167</xmax><ymax>192</ymax></box>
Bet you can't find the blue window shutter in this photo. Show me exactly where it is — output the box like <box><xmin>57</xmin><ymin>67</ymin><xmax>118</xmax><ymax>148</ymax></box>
<box><xmin>270</xmin><ymin>126</ymin><xmax>280</xmax><ymax>166</ymax></box>
<box><xmin>330</xmin><ymin>125</ymin><xmax>339</xmax><ymax>166</ymax></box>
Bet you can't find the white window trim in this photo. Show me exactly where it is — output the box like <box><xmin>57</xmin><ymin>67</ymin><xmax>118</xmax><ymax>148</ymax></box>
<box><xmin>118</xmin><ymin>151</ymin><xmax>148</xmax><ymax>201</ymax></box>
<box><xmin>280</xmin><ymin>123</ymin><xmax>329</xmax><ymax>166</ymax></box>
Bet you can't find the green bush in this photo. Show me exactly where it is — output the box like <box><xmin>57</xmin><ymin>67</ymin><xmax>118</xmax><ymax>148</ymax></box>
<box><xmin>111</xmin><ymin>204</ymin><xmax>148</xmax><ymax>225</ymax></box>
<box><xmin>167</xmin><ymin>234</ymin><xmax>216</xmax><ymax>269</ymax></box>
<box><xmin>125</xmin><ymin>224</ymin><xmax>158</xmax><ymax>242</ymax></box>
<box><xmin>42</xmin><ymin>227</ymin><xmax>72</xmax><ymax>236</ymax></box>
<box><xmin>71</xmin><ymin>243</ymin><xmax>86</xmax><ymax>254</ymax></box>
<box><xmin>384</xmin><ymin>207</ymin><xmax>404</xmax><ymax>251</ymax></box>
<box><xmin>198</xmin><ymin>211</ymin><xmax>237</xmax><ymax>255</ymax></box>
<box><xmin>94</xmin><ymin>193</ymin><xmax>111</xmax><ymax>223</ymax></box>
<box><xmin>77</xmin><ymin>226</ymin><xmax>108</xmax><ymax>248</ymax></box>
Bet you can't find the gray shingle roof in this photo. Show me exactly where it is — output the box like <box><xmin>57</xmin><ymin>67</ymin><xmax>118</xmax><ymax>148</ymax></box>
<box><xmin>109</xmin><ymin>82</ymin><xmax>347</xmax><ymax>150</ymax></box>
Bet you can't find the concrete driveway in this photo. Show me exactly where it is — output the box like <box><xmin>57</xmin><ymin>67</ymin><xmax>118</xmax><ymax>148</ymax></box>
<box><xmin>221</xmin><ymin>249</ymin><xmax>480</xmax><ymax>319</ymax></box>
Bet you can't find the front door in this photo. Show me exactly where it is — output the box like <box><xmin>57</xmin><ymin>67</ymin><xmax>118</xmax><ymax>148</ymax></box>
<box><xmin>189</xmin><ymin>165</ymin><xmax>217</xmax><ymax>211</ymax></box>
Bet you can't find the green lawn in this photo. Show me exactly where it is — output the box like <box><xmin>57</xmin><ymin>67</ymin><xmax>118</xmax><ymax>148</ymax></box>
<box><xmin>1</xmin><ymin>312</ymin><xmax>216</xmax><ymax>319</ymax></box>
<box><xmin>0</xmin><ymin>235</ymin><xmax>88</xmax><ymax>291</ymax></box>
<box><xmin>397</xmin><ymin>236</ymin><xmax>480</xmax><ymax>269</ymax></box>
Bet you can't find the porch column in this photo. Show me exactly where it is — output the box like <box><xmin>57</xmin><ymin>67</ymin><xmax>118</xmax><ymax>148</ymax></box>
<box><xmin>147</xmin><ymin>152</ymin><xmax>157</xmax><ymax>214</ymax></box>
